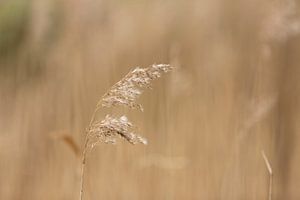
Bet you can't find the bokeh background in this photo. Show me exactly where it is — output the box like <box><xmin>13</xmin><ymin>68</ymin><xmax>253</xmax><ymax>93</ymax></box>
<box><xmin>1</xmin><ymin>0</ymin><xmax>300</xmax><ymax>199</ymax></box>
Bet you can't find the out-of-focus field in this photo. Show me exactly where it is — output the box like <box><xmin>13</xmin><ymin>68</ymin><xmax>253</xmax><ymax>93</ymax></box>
<box><xmin>1</xmin><ymin>0</ymin><xmax>300</xmax><ymax>199</ymax></box>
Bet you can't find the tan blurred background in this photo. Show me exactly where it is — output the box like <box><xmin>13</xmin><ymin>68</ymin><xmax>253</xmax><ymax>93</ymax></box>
<box><xmin>1</xmin><ymin>0</ymin><xmax>300</xmax><ymax>199</ymax></box>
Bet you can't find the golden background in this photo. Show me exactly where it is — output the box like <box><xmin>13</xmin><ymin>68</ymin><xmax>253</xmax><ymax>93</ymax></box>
<box><xmin>1</xmin><ymin>0</ymin><xmax>300</xmax><ymax>199</ymax></box>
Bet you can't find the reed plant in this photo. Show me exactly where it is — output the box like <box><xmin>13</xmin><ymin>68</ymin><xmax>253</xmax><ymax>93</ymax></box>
<box><xmin>79</xmin><ymin>64</ymin><xmax>172</xmax><ymax>200</ymax></box>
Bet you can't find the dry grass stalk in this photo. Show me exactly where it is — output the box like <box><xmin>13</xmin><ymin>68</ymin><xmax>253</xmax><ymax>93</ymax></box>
<box><xmin>79</xmin><ymin>64</ymin><xmax>172</xmax><ymax>200</ymax></box>
<box><xmin>261</xmin><ymin>150</ymin><xmax>273</xmax><ymax>200</ymax></box>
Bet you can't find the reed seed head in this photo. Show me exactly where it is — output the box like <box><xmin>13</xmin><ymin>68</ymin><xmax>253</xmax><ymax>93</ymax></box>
<box><xmin>88</xmin><ymin>64</ymin><xmax>172</xmax><ymax>146</ymax></box>
<box><xmin>89</xmin><ymin>115</ymin><xmax>147</xmax><ymax>145</ymax></box>
<box><xmin>100</xmin><ymin>64</ymin><xmax>172</xmax><ymax>111</ymax></box>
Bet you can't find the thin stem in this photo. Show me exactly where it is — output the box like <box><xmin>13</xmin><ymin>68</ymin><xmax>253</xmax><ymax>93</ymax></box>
<box><xmin>89</xmin><ymin>106</ymin><xmax>101</xmax><ymax>127</ymax></box>
<box><xmin>269</xmin><ymin>173</ymin><xmax>273</xmax><ymax>200</ymax></box>
<box><xmin>79</xmin><ymin>137</ymin><xmax>89</xmax><ymax>200</ymax></box>
<box><xmin>261</xmin><ymin>150</ymin><xmax>273</xmax><ymax>200</ymax></box>
<box><xmin>79</xmin><ymin>106</ymin><xmax>101</xmax><ymax>200</ymax></box>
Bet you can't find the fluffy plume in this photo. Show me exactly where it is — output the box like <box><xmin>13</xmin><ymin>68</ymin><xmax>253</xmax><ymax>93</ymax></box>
<box><xmin>89</xmin><ymin>115</ymin><xmax>147</xmax><ymax>145</ymax></box>
<box><xmin>86</xmin><ymin>64</ymin><xmax>172</xmax><ymax>146</ymax></box>
<box><xmin>99</xmin><ymin>64</ymin><xmax>172</xmax><ymax>111</ymax></box>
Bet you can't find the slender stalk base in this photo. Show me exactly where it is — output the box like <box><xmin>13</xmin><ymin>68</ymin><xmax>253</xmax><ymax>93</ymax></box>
<box><xmin>79</xmin><ymin>137</ymin><xmax>89</xmax><ymax>200</ymax></box>
<box><xmin>79</xmin><ymin>107</ymin><xmax>100</xmax><ymax>200</ymax></box>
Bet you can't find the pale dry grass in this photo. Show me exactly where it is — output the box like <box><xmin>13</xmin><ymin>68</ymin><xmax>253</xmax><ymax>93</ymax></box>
<box><xmin>79</xmin><ymin>64</ymin><xmax>172</xmax><ymax>200</ymax></box>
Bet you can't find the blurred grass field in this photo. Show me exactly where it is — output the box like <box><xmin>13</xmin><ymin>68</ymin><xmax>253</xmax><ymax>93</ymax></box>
<box><xmin>1</xmin><ymin>0</ymin><xmax>300</xmax><ymax>199</ymax></box>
